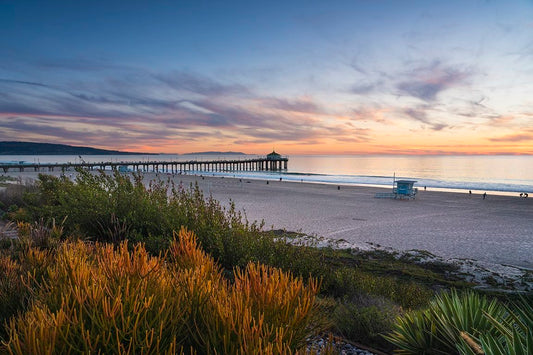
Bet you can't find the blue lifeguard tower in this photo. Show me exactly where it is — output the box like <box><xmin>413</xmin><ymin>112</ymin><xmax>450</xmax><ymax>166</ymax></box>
<box><xmin>394</xmin><ymin>180</ymin><xmax>418</xmax><ymax>199</ymax></box>
<box><xmin>375</xmin><ymin>178</ymin><xmax>418</xmax><ymax>200</ymax></box>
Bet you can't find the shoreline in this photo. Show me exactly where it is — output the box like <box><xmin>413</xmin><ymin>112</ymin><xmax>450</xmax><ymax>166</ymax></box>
<box><xmin>2</xmin><ymin>165</ymin><xmax>532</xmax><ymax>197</ymax></box>
<box><xmin>3</xmin><ymin>170</ymin><xmax>532</xmax><ymax>290</ymax></box>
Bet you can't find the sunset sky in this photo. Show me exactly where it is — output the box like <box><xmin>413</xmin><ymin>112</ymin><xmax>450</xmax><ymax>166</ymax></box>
<box><xmin>1</xmin><ymin>0</ymin><xmax>532</xmax><ymax>155</ymax></box>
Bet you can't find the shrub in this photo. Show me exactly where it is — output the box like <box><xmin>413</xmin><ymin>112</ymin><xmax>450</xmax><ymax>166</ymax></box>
<box><xmin>16</xmin><ymin>218</ymin><xmax>65</xmax><ymax>250</ymax></box>
<box><xmin>0</xmin><ymin>246</ymin><xmax>53</xmax><ymax>341</ymax></box>
<box><xmin>10</xmin><ymin>171</ymin><xmax>442</xmax><ymax>352</ymax></box>
<box><xmin>331</xmin><ymin>266</ymin><xmax>433</xmax><ymax>309</ymax></box>
<box><xmin>0</xmin><ymin>257</ymin><xmax>25</xmax><ymax>339</ymax></box>
<box><xmin>20</xmin><ymin>170</ymin><xmax>270</xmax><ymax>269</ymax></box>
<box><xmin>333</xmin><ymin>295</ymin><xmax>400</xmax><ymax>350</ymax></box>
<box><xmin>0</xmin><ymin>182</ymin><xmax>37</xmax><ymax>216</ymax></box>
<box><xmin>2</xmin><ymin>228</ymin><xmax>323</xmax><ymax>354</ymax></box>
<box><xmin>233</xmin><ymin>262</ymin><xmax>321</xmax><ymax>349</ymax></box>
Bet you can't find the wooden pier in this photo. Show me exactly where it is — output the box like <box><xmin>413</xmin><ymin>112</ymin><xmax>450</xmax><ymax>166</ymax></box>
<box><xmin>0</xmin><ymin>154</ymin><xmax>288</xmax><ymax>174</ymax></box>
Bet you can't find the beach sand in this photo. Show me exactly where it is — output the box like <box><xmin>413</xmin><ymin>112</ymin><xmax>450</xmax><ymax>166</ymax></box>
<box><xmin>5</xmin><ymin>171</ymin><xmax>533</xmax><ymax>271</ymax></box>
<box><xmin>157</xmin><ymin>173</ymin><xmax>533</xmax><ymax>271</ymax></box>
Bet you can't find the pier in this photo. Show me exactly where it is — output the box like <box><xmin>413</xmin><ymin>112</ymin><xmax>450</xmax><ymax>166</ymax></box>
<box><xmin>0</xmin><ymin>152</ymin><xmax>288</xmax><ymax>174</ymax></box>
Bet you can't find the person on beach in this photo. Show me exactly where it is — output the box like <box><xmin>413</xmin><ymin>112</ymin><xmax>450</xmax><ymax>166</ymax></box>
<box><xmin>483</xmin><ymin>192</ymin><xmax>487</xmax><ymax>200</ymax></box>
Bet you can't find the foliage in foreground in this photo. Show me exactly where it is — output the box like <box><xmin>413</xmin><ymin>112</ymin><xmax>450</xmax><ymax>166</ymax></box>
<box><xmin>458</xmin><ymin>296</ymin><xmax>533</xmax><ymax>355</ymax></box>
<box><xmin>17</xmin><ymin>170</ymin><xmax>266</xmax><ymax>270</ymax></box>
<box><xmin>1</xmin><ymin>228</ymin><xmax>323</xmax><ymax>354</ymax></box>
<box><xmin>9</xmin><ymin>170</ymin><xmax>434</xmax><ymax>305</ymax></box>
<box><xmin>385</xmin><ymin>289</ymin><xmax>533</xmax><ymax>354</ymax></box>
<box><xmin>1</xmin><ymin>170</ymin><xmax>477</xmax><ymax>351</ymax></box>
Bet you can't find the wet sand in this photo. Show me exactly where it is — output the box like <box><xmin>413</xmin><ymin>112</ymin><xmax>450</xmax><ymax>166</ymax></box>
<box><xmin>5</xmin><ymin>171</ymin><xmax>533</xmax><ymax>270</ymax></box>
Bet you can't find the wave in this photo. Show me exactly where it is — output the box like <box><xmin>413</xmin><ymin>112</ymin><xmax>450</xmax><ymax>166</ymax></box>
<box><xmin>196</xmin><ymin>170</ymin><xmax>533</xmax><ymax>195</ymax></box>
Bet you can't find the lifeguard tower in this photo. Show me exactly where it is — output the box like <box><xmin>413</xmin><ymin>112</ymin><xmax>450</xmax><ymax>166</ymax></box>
<box><xmin>375</xmin><ymin>179</ymin><xmax>418</xmax><ymax>200</ymax></box>
<box><xmin>394</xmin><ymin>180</ymin><xmax>418</xmax><ymax>199</ymax></box>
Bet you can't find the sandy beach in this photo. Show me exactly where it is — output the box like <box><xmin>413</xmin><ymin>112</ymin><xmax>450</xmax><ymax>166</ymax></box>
<box><xmin>161</xmin><ymin>173</ymin><xmax>533</xmax><ymax>272</ymax></box>
<box><xmin>4</xmin><ymin>171</ymin><xmax>533</xmax><ymax>271</ymax></box>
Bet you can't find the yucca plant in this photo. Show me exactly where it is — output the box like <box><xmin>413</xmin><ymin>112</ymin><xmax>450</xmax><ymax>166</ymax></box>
<box><xmin>431</xmin><ymin>289</ymin><xmax>507</xmax><ymax>350</ymax></box>
<box><xmin>385</xmin><ymin>290</ymin><xmax>507</xmax><ymax>354</ymax></box>
<box><xmin>458</xmin><ymin>296</ymin><xmax>533</xmax><ymax>355</ymax></box>
<box><xmin>383</xmin><ymin>308</ymin><xmax>450</xmax><ymax>354</ymax></box>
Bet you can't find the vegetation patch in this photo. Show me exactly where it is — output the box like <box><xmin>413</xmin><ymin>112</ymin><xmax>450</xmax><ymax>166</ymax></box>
<box><xmin>1</xmin><ymin>170</ymin><xmax>531</xmax><ymax>353</ymax></box>
<box><xmin>1</xmin><ymin>228</ymin><xmax>324</xmax><ymax>354</ymax></box>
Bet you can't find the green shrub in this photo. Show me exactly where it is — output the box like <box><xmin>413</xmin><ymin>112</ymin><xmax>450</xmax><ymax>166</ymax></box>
<box><xmin>333</xmin><ymin>296</ymin><xmax>400</xmax><ymax>350</ymax></box>
<box><xmin>0</xmin><ymin>183</ymin><xmax>37</xmax><ymax>215</ymax></box>
<box><xmin>20</xmin><ymin>170</ymin><xmax>271</xmax><ymax>269</ymax></box>
<box><xmin>331</xmin><ymin>267</ymin><xmax>433</xmax><ymax>309</ymax></box>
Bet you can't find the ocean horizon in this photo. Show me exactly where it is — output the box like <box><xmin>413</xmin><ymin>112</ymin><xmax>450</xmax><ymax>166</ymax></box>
<box><xmin>1</xmin><ymin>154</ymin><xmax>532</xmax><ymax>196</ymax></box>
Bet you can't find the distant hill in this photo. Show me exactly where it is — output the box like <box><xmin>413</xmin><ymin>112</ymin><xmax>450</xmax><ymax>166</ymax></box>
<box><xmin>0</xmin><ymin>142</ymin><xmax>153</xmax><ymax>155</ymax></box>
<box><xmin>182</xmin><ymin>151</ymin><xmax>246</xmax><ymax>156</ymax></box>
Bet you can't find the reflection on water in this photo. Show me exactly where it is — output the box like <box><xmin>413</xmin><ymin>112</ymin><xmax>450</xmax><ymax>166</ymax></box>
<box><xmin>289</xmin><ymin>155</ymin><xmax>532</xmax><ymax>183</ymax></box>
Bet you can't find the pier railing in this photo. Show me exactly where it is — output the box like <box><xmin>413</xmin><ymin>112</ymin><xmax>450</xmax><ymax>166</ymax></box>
<box><xmin>0</xmin><ymin>156</ymin><xmax>289</xmax><ymax>174</ymax></box>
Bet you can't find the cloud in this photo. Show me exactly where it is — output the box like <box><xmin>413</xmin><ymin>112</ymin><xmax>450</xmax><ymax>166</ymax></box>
<box><xmin>0</xmin><ymin>65</ymin><xmax>376</xmax><ymax>150</ymax></box>
<box><xmin>396</xmin><ymin>60</ymin><xmax>471</xmax><ymax>101</ymax></box>
<box><xmin>351</xmin><ymin>107</ymin><xmax>389</xmax><ymax>123</ymax></box>
<box><xmin>261</xmin><ymin>97</ymin><xmax>322</xmax><ymax>113</ymax></box>
<box><xmin>154</xmin><ymin>71</ymin><xmax>248</xmax><ymax>97</ymax></box>
<box><xmin>350</xmin><ymin>83</ymin><xmax>379</xmax><ymax>95</ymax></box>
<box><xmin>489</xmin><ymin>133</ymin><xmax>533</xmax><ymax>142</ymax></box>
<box><xmin>488</xmin><ymin>115</ymin><xmax>515</xmax><ymax>126</ymax></box>
<box><xmin>34</xmin><ymin>57</ymin><xmax>137</xmax><ymax>72</ymax></box>
<box><xmin>0</xmin><ymin>78</ymin><xmax>49</xmax><ymax>88</ymax></box>
<box><xmin>403</xmin><ymin>107</ymin><xmax>447</xmax><ymax>131</ymax></box>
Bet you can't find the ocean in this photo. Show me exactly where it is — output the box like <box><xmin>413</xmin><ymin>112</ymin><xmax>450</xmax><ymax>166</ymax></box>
<box><xmin>1</xmin><ymin>154</ymin><xmax>532</xmax><ymax>195</ymax></box>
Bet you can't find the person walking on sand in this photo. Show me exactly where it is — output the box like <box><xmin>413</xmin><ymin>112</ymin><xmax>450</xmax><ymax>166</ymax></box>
<box><xmin>483</xmin><ymin>192</ymin><xmax>487</xmax><ymax>200</ymax></box>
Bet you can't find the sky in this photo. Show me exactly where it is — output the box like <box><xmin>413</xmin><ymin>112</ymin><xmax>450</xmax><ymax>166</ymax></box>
<box><xmin>1</xmin><ymin>0</ymin><xmax>532</xmax><ymax>155</ymax></box>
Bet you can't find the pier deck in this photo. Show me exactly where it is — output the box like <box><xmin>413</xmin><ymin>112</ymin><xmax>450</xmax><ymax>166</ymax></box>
<box><xmin>0</xmin><ymin>156</ymin><xmax>288</xmax><ymax>174</ymax></box>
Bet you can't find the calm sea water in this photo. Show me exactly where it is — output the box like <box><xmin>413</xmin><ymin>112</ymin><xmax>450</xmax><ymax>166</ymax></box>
<box><xmin>1</xmin><ymin>154</ymin><xmax>532</xmax><ymax>195</ymax></box>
